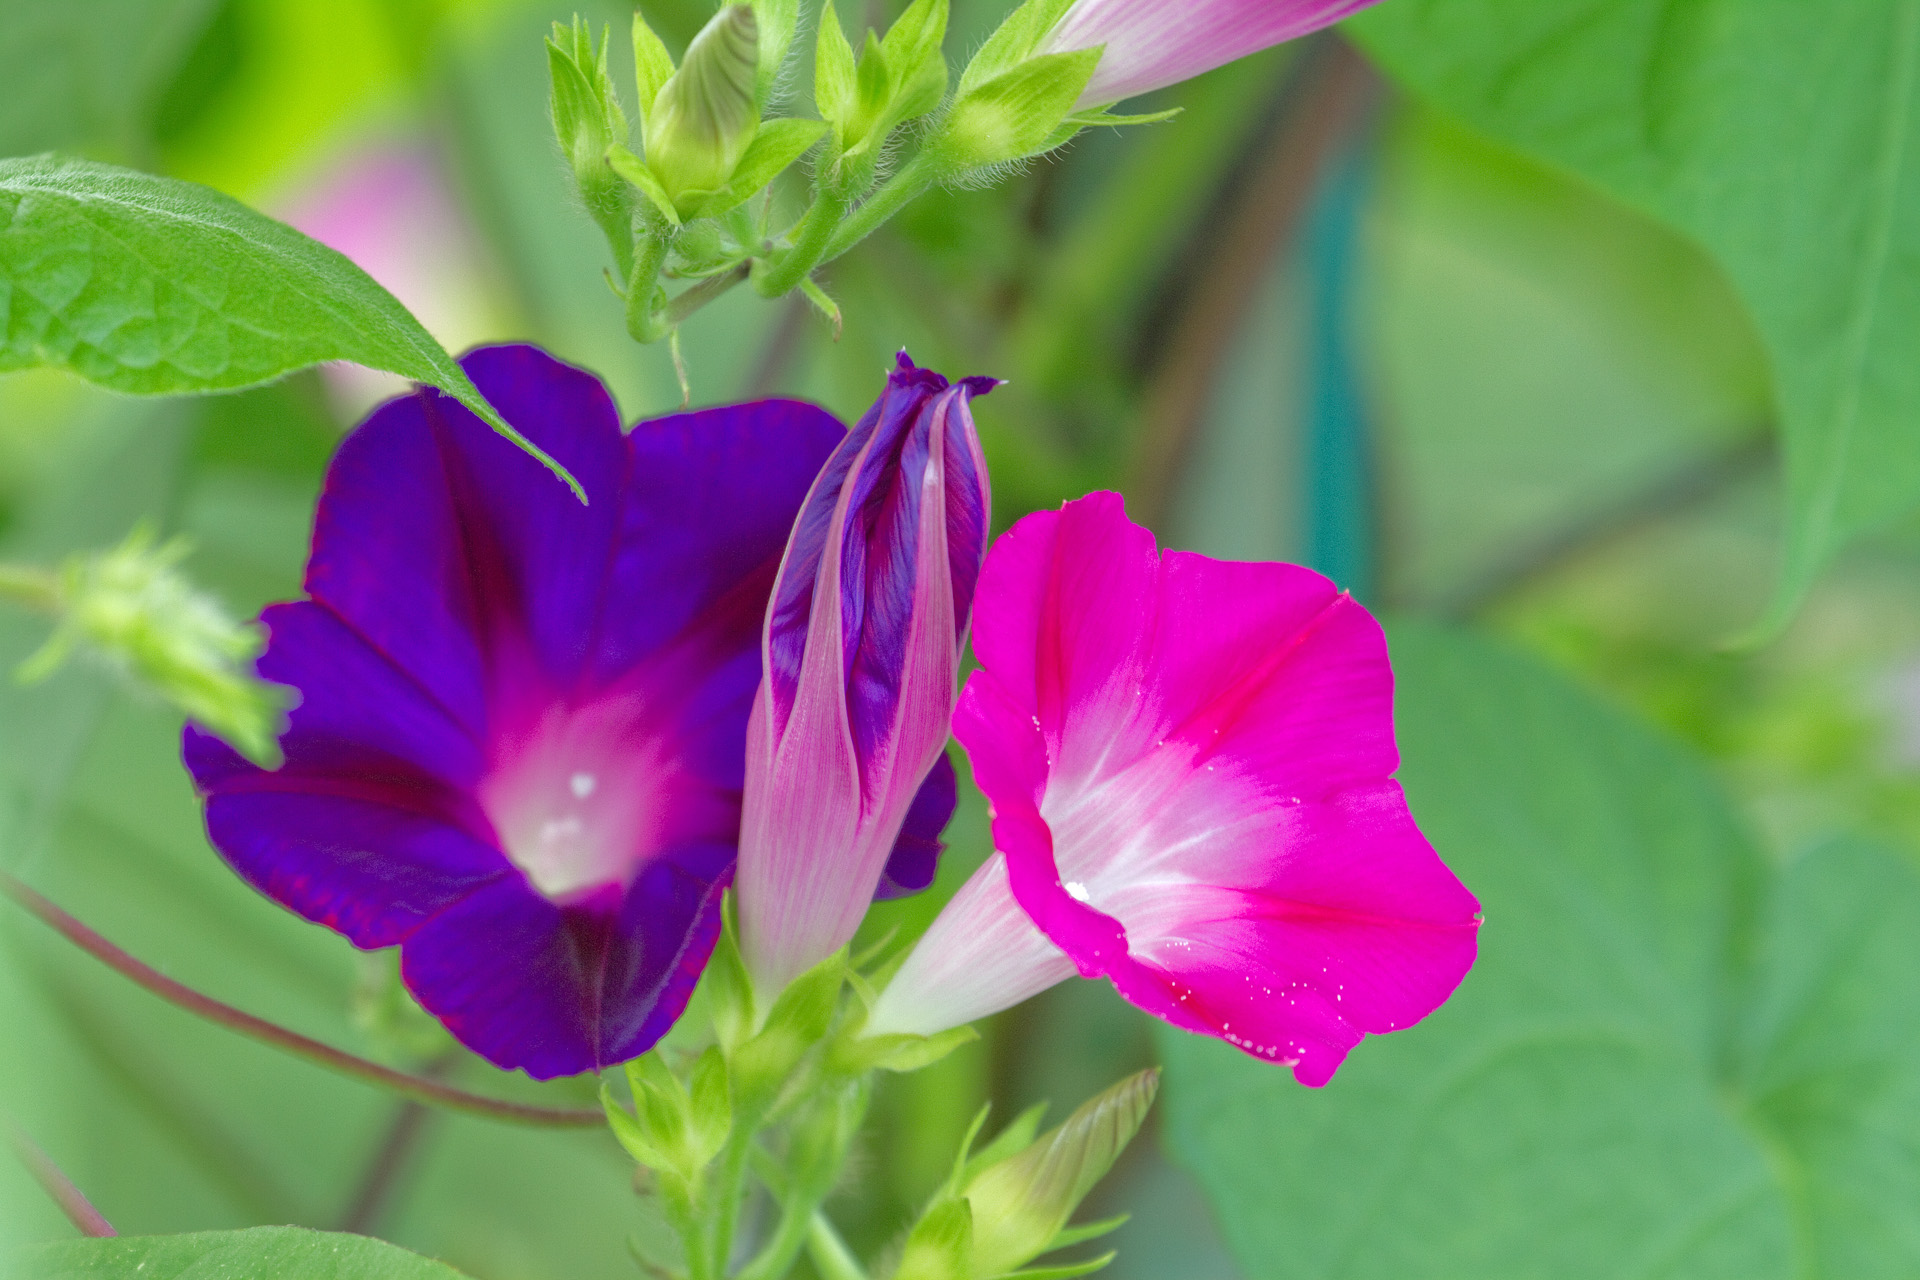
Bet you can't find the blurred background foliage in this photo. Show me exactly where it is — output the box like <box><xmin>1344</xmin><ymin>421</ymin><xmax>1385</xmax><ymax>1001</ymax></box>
<box><xmin>9</xmin><ymin>0</ymin><xmax>1920</xmax><ymax>1277</ymax></box>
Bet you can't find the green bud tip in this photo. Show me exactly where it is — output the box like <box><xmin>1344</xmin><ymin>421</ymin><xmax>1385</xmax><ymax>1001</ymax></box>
<box><xmin>15</xmin><ymin>526</ymin><xmax>292</xmax><ymax>767</ymax></box>
<box><xmin>645</xmin><ymin>4</ymin><xmax>762</xmax><ymax>209</ymax></box>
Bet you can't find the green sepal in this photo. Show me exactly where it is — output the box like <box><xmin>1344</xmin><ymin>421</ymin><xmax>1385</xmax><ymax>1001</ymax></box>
<box><xmin>829</xmin><ymin>1025</ymin><xmax>977</xmax><ymax>1076</ymax></box>
<box><xmin>998</xmin><ymin>1252</ymin><xmax>1118</xmax><ymax>1280</ymax></box>
<box><xmin>1044</xmin><ymin>1214</ymin><xmax>1128</xmax><ymax>1252</ymax></box>
<box><xmin>960</xmin><ymin>1102</ymin><xmax>1047</xmax><ymax>1185</ymax></box>
<box><xmin>956</xmin><ymin>0</ymin><xmax>1075</xmax><ymax>96</ymax></box>
<box><xmin>705</xmin><ymin>902</ymin><xmax>757</xmax><ymax>1056</ymax></box>
<box><xmin>751</xmin><ymin>0</ymin><xmax>800</xmax><ymax>109</ymax></box>
<box><xmin>786</xmin><ymin>1079</ymin><xmax>870</xmax><ymax>1200</ymax></box>
<box><xmin>1066</xmin><ymin>106</ymin><xmax>1182</xmax><ymax>128</ymax></box>
<box><xmin>644</xmin><ymin>5</ymin><xmax>762</xmax><ymax>215</ymax></box>
<box><xmin>602</xmin><ymin>1081</ymin><xmax>669</xmax><ymax>1169</ymax></box>
<box><xmin>731</xmin><ymin>948</ymin><xmax>847</xmax><ymax>1114</ymax></box>
<box><xmin>627</xmin><ymin>1051</ymin><xmax>695</xmax><ymax>1162</ymax></box>
<box><xmin>894</xmin><ymin>1196</ymin><xmax>975</xmax><ymax>1280</ymax></box>
<box><xmin>962</xmin><ymin>1071</ymin><xmax>1159</xmax><ymax>1278</ymax></box>
<box><xmin>688</xmin><ymin>1044</ymin><xmax>733</xmax><ymax>1165</ymax></box>
<box><xmin>936</xmin><ymin>48</ymin><xmax>1100</xmax><ymax>171</ymax></box>
<box><xmin>632</xmin><ymin>9</ymin><xmax>677</xmax><ymax>124</ymax></box>
<box><xmin>607</xmin><ymin>143</ymin><xmax>683</xmax><ymax>226</ymax></box>
<box><xmin>877</xmin><ymin>0</ymin><xmax>950</xmax><ymax>122</ymax></box>
<box><xmin>815</xmin><ymin>2</ymin><xmax>860</xmax><ymax>131</ymax></box>
<box><xmin>689</xmin><ymin>117</ymin><xmax>829</xmax><ymax>219</ymax></box>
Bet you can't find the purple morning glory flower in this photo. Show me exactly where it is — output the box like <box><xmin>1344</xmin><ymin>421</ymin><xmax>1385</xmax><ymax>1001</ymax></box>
<box><xmin>183</xmin><ymin>345</ymin><xmax>843</xmax><ymax>1078</ymax></box>
<box><xmin>736</xmin><ymin>355</ymin><xmax>995</xmax><ymax>995</ymax></box>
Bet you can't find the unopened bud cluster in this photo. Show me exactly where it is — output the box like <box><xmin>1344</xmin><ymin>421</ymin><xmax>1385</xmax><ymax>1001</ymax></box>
<box><xmin>548</xmin><ymin>0</ymin><xmax>1174</xmax><ymax>355</ymax></box>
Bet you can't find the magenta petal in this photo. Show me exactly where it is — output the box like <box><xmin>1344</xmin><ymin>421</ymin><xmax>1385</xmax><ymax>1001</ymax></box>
<box><xmin>878</xmin><ymin>492</ymin><xmax>1479</xmax><ymax>1086</ymax></box>
<box><xmin>187</xmin><ymin>346</ymin><xmax>842</xmax><ymax>1076</ymax></box>
<box><xmin>1044</xmin><ymin>0</ymin><xmax>1383</xmax><ymax>107</ymax></box>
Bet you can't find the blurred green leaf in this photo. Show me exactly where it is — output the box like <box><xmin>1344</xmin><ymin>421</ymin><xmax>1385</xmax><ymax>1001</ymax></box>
<box><xmin>12</xmin><ymin>1226</ymin><xmax>471</xmax><ymax>1278</ymax></box>
<box><xmin>0</xmin><ymin>0</ymin><xmax>221</xmax><ymax>159</ymax></box>
<box><xmin>1351</xmin><ymin>1</ymin><xmax>1920</xmax><ymax>629</ymax></box>
<box><xmin>1162</xmin><ymin>621</ymin><xmax>1920</xmax><ymax>1277</ymax></box>
<box><xmin>0</xmin><ymin>155</ymin><xmax>580</xmax><ymax>499</ymax></box>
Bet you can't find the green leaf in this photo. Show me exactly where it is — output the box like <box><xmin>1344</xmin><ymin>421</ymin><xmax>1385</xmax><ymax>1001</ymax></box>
<box><xmin>10</xmin><ymin>1226</ymin><xmax>471</xmax><ymax>1278</ymax></box>
<box><xmin>1162</xmin><ymin>621</ymin><xmax>1920</xmax><ymax>1277</ymax></box>
<box><xmin>0</xmin><ymin>155</ymin><xmax>583</xmax><ymax>501</ymax></box>
<box><xmin>606</xmin><ymin>143</ymin><xmax>684</xmax><ymax>228</ymax></box>
<box><xmin>1350</xmin><ymin>1</ymin><xmax>1920</xmax><ymax>630</ymax></box>
<box><xmin>751</xmin><ymin>0</ymin><xmax>801</xmax><ymax>111</ymax></box>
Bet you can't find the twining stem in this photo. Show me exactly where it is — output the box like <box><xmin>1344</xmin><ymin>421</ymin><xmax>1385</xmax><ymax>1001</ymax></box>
<box><xmin>752</xmin><ymin>185</ymin><xmax>853</xmax><ymax>299</ymax></box>
<box><xmin>5</xmin><ymin>1120</ymin><xmax>116</xmax><ymax>1237</ymax></box>
<box><xmin>817</xmin><ymin>151</ymin><xmax>941</xmax><ymax>267</ymax></box>
<box><xmin>0</xmin><ymin>874</ymin><xmax>603</xmax><ymax>1129</ymax></box>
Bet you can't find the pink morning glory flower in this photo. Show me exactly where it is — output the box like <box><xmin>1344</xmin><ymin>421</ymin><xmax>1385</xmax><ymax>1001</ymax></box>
<box><xmin>183</xmin><ymin>345</ymin><xmax>847</xmax><ymax>1078</ymax></box>
<box><xmin>736</xmin><ymin>355</ymin><xmax>997</xmax><ymax>997</ymax></box>
<box><xmin>1042</xmin><ymin>0</ymin><xmax>1383</xmax><ymax>108</ymax></box>
<box><xmin>868</xmin><ymin>492</ymin><xmax>1479</xmax><ymax>1087</ymax></box>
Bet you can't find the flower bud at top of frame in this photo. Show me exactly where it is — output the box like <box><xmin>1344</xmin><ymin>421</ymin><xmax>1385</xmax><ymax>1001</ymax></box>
<box><xmin>644</xmin><ymin>4</ymin><xmax>761</xmax><ymax>212</ymax></box>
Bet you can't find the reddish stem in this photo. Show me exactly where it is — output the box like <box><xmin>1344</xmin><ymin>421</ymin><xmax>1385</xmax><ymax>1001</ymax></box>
<box><xmin>1</xmin><ymin>873</ymin><xmax>603</xmax><ymax>1129</ymax></box>
<box><xmin>6</xmin><ymin>1121</ymin><xmax>117</xmax><ymax>1237</ymax></box>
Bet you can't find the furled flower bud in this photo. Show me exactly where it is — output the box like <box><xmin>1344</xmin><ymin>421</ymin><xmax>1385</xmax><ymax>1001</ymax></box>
<box><xmin>961</xmin><ymin>1070</ymin><xmax>1157</xmax><ymax>1277</ymax></box>
<box><xmin>14</xmin><ymin>526</ymin><xmax>290</xmax><ymax>766</ymax></box>
<box><xmin>644</xmin><ymin>5</ymin><xmax>762</xmax><ymax>215</ymax></box>
<box><xmin>547</xmin><ymin>19</ymin><xmax>632</xmax><ymax>221</ymax></box>
<box><xmin>735</xmin><ymin>354</ymin><xmax>997</xmax><ymax>998</ymax></box>
<box><xmin>1041</xmin><ymin>0</ymin><xmax>1382</xmax><ymax>107</ymax></box>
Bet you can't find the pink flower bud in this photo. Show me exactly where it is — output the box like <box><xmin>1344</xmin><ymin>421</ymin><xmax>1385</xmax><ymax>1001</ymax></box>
<box><xmin>1042</xmin><ymin>0</ymin><xmax>1381</xmax><ymax>108</ymax></box>
<box><xmin>735</xmin><ymin>355</ymin><xmax>997</xmax><ymax>996</ymax></box>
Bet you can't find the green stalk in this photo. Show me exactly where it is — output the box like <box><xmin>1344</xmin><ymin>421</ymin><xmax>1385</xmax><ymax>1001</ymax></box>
<box><xmin>817</xmin><ymin>150</ymin><xmax>942</xmax><ymax>267</ymax></box>
<box><xmin>806</xmin><ymin>1212</ymin><xmax>870</xmax><ymax>1280</ymax></box>
<box><xmin>0</xmin><ymin>563</ymin><xmax>60</xmax><ymax>612</ymax></box>
<box><xmin>706</xmin><ymin>1127</ymin><xmax>759</xmax><ymax>1278</ymax></box>
<box><xmin>751</xmin><ymin>185</ymin><xmax>853</xmax><ymax>298</ymax></box>
<box><xmin>626</xmin><ymin>219</ymin><xmax>678</xmax><ymax>344</ymax></box>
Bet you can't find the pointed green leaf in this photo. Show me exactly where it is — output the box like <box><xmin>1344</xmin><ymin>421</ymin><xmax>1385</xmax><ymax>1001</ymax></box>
<box><xmin>895</xmin><ymin>1196</ymin><xmax>974</xmax><ymax>1280</ymax></box>
<box><xmin>688</xmin><ymin>1044</ymin><xmax>733</xmax><ymax>1163</ymax></box>
<box><xmin>0</xmin><ymin>155</ymin><xmax>583</xmax><ymax>500</ymax></box>
<box><xmin>751</xmin><ymin>0</ymin><xmax>800</xmax><ymax>109</ymax></box>
<box><xmin>1044</xmin><ymin>1215</ymin><xmax>1129</xmax><ymax>1252</ymax></box>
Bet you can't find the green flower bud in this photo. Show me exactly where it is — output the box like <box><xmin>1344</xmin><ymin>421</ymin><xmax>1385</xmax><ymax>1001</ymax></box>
<box><xmin>644</xmin><ymin>5</ymin><xmax>761</xmax><ymax>216</ymax></box>
<box><xmin>960</xmin><ymin>1070</ymin><xmax>1158</xmax><ymax>1277</ymax></box>
<box><xmin>547</xmin><ymin>19</ymin><xmax>632</xmax><ymax>218</ymax></box>
<box><xmin>11</xmin><ymin>526</ymin><xmax>291</xmax><ymax>767</ymax></box>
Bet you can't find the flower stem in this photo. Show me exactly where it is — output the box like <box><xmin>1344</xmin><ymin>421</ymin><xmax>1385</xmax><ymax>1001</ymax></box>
<box><xmin>627</xmin><ymin>220</ymin><xmax>678</xmax><ymax>344</ymax></box>
<box><xmin>0</xmin><ymin>563</ymin><xmax>61</xmax><ymax>612</ymax></box>
<box><xmin>706</xmin><ymin>1127</ymin><xmax>758</xmax><ymax>1277</ymax></box>
<box><xmin>0</xmin><ymin>874</ymin><xmax>603</xmax><ymax>1129</ymax></box>
<box><xmin>5</xmin><ymin>1119</ymin><xmax>116</xmax><ymax>1237</ymax></box>
<box><xmin>806</xmin><ymin>1212</ymin><xmax>869</xmax><ymax>1280</ymax></box>
<box><xmin>817</xmin><ymin>150</ymin><xmax>941</xmax><ymax>267</ymax></box>
<box><xmin>751</xmin><ymin>185</ymin><xmax>853</xmax><ymax>299</ymax></box>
